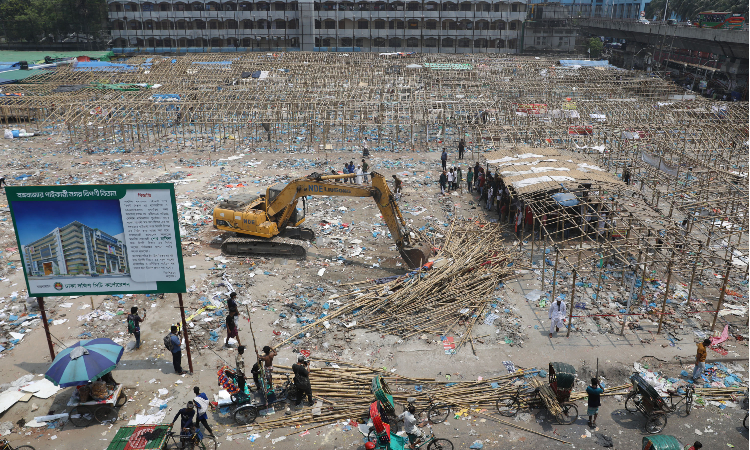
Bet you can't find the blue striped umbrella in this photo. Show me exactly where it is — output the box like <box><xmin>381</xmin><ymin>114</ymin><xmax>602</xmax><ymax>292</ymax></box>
<box><xmin>45</xmin><ymin>338</ymin><xmax>124</xmax><ymax>387</ymax></box>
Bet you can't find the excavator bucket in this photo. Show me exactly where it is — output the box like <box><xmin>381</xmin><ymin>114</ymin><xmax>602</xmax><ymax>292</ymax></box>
<box><xmin>399</xmin><ymin>244</ymin><xmax>432</xmax><ymax>269</ymax></box>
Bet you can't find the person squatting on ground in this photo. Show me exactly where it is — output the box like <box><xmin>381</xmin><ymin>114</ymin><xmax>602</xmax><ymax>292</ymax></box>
<box><xmin>548</xmin><ymin>297</ymin><xmax>567</xmax><ymax>338</ymax></box>
<box><xmin>292</xmin><ymin>355</ymin><xmax>313</xmax><ymax>409</ymax></box>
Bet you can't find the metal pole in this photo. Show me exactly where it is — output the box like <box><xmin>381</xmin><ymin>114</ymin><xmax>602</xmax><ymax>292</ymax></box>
<box><xmin>656</xmin><ymin>259</ymin><xmax>673</xmax><ymax>335</ymax></box>
<box><xmin>177</xmin><ymin>293</ymin><xmax>194</xmax><ymax>373</ymax></box>
<box><xmin>565</xmin><ymin>268</ymin><xmax>578</xmax><ymax>337</ymax></box>
<box><xmin>711</xmin><ymin>263</ymin><xmax>732</xmax><ymax>332</ymax></box>
<box><xmin>37</xmin><ymin>297</ymin><xmax>56</xmax><ymax>361</ymax></box>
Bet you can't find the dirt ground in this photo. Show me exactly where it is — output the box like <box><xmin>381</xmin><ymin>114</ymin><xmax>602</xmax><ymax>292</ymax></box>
<box><xmin>0</xmin><ymin>139</ymin><xmax>747</xmax><ymax>450</ymax></box>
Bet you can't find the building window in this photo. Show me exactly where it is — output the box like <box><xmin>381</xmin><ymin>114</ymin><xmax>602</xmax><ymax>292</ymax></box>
<box><xmin>406</xmin><ymin>37</ymin><xmax>419</xmax><ymax>47</ymax></box>
<box><xmin>408</xmin><ymin>20</ymin><xmax>419</xmax><ymax>29</ymax></box>
<box><xmin>425</xmin><ymin>38</ymin><xmax>437</xmax><ymax>47</ymax></box>
<box><xmin>512</xmin><ymin>4</ymin><xmax>518</xmax><ymax>12</ymax></box>
<box><xmin>374</xmin><ymin>20</ymin><xmax>385</xmax><ymax>29</ymax></box>
<box><xmin>324</xmin><ymin>19</ymin><xmax>336</xmax><ymax>29</ymax></box>
<box><xmin>509</xmin><ymin>21</ymin><xmax>517</xmax><ymax>30</ymax></box>
<box><xmin>358</xmin><ymin>20</ymin><xmax>368</xmax><ymax>29</ymax></box>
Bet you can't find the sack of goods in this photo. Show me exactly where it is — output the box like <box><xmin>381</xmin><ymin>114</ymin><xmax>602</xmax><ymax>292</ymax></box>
<box><xmin>91</xmin><ymin>381</ymin><xmax>108</xmax><ymax>400</ymax></box>
<box><xmin>78</xmin><ymin>385</ymin><xmax>92</xmax><ymax>403</ymax></box>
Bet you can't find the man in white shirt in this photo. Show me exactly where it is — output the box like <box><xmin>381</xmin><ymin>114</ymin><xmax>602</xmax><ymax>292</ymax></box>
<box><xmin>548</xmin><ymin>296</ymin><xmax>567</xmax><ymax>338</ymax></box>
<box><xmin>398</xmin><ymin>404</ymin><xmax>425</xmax><ymax>449</ymax></box>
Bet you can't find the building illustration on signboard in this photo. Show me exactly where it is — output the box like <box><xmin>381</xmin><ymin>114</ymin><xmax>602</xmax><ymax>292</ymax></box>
<box><xmin>22</xmin><ymin>221</ymin><xmax>128</xmax><ymax>278</ymax></box>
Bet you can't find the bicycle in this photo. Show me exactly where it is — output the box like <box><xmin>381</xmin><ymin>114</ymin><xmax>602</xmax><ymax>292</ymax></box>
<box><xmin>0</xmin><ymin>440</ymin><xmax>34</xmax><ymax>450</ymax></box>
<box><xmin>367</xmin><ymin>425</ymin><xmax>453</xmax><ymax>450</ymax></box>
<box><xmin>408</xmin><ymin>396</ymin><xmax>452</xmax><ymax>425</ymax></box>
<box><xmin>164</xmin><ymin>427</ymin><xmax>217</xmax><ymax>450</ymax></box>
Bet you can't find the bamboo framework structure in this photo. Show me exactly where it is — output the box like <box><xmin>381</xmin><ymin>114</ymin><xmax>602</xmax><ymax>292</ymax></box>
<box><xmin>480</xmin><ymin>143</ymin><xmax>747</xmax><ymax>336</ymax></box>
<box><xmin>1</xmin><ymin>52</ymin><xmax>746</xmax><ymax>335</ymax></box>
<box><xmin>1</xmin><ymin>53</ymin><xmax>746</xmax><ymax>160</ymax></box>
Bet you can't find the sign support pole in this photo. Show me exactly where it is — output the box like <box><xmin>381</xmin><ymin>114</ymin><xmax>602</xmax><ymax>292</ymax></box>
<box><xmin>178</xmin><ymin>293</ymin><xmax>194</xmax><ymax>373</ymax></box>
<box><xmin>37</xmin><ymin>297</ymin><xmax>56</xmax><ymax>361</ymax></box>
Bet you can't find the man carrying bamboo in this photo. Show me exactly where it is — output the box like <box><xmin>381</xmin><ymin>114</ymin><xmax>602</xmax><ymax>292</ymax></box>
<box><xmin>548</xmin><ymin>296</ymin><xmax>567</xmax><ymax>338</ymax></box>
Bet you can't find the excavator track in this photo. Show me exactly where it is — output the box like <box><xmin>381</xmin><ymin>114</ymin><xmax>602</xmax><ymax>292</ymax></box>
<box><xmin>221</xmin><ymin>236</ymin><xmax>307</xmax><ymax>258</ymax></box>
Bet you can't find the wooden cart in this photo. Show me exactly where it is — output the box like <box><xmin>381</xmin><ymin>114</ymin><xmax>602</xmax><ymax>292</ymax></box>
<box><xmin>67</xmin><ymin>383</ymin><xmax>126</xmax><ymax>427</ymax></box>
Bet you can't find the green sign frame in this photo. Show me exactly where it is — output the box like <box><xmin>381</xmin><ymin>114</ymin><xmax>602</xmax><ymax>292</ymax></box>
<box><xmin>6</xmin><ymin>183</ymin><xmax>186</xmax><ymax>297</ymax></box>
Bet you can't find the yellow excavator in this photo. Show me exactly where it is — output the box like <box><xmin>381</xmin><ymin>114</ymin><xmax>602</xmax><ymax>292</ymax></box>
<box><xmin>213</xmin><ymin>172</ymin><xmax>430</xmax><ymax>268</ymax></box>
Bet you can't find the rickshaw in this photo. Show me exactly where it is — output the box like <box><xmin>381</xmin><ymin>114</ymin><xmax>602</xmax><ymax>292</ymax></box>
<box><xmin>217</xmin><ymin>365</ymin><xmax>297</xmax><ymax>425</ymax></box>
<box><xmin>366</xmin><ymin>375</ymin><xmax>454</xmax><ymax>450</ymax></box>
<box><xmin>496</xmin><ymin>362</ymin><xmax>578</xmax><ymax>424</ymax></box>
<box><xmin>625</xmin><ymin>373</ymin><xmax>694</xmax><ymax>434</ymax></box>
<box><xmin>642</xmin><ymin>435</ymin><xmax>681</xmax><ymax>450</ymax></box>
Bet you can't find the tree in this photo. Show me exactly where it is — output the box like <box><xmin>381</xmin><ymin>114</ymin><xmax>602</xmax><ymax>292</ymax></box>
<box><xmin>587</xmin><ymin>37</ymin><xmax>604</xmax><ymax>58</ymax></box>
<box><xmin>0</xmin><ymin>0</ymin><xmax>106</xmax><ymax>43</ymax></box>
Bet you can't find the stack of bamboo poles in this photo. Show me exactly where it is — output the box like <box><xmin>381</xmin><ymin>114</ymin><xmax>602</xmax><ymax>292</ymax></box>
<box><xmin>695</xmin><ymin>386</ymin><xmax>747</xmax><ymax>402</ymax></box>
<box><xmin>226</xmin><ymin>359</ymin><xmax>745</xmax><ymax>442</ymax></box>
<box><xmin>229</xmin><ymin>360</ymin><xmax>572</xmax><ymax>443</ymax></box>
<box><xmin>529</xmin><ymin>377</ymin><xmax>563</xmax><ymax>417</ymax></box>
<box><xmin>274</xmin><ymin>219</ymin><xmax>524</xmax><ymax>351</ymax></box>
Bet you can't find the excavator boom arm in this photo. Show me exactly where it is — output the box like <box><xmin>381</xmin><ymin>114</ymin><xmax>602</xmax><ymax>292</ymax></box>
<box><xmin>266</xmin><ymin>173</ymin><xmax>426</xmax><ymax>267</ymax></box>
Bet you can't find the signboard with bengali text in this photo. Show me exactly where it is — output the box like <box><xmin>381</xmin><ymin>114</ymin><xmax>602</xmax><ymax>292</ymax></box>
<box><xmin>6</xmin><ymin>184</ymin><xmax>186</xmax><ymax>297</ymax></box>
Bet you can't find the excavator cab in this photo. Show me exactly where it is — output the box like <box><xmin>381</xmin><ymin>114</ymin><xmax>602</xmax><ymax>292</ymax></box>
<box><xmin>267</xmin><ymin>183</ymin><xmax>306</xmax><ymax>227</ymax></box>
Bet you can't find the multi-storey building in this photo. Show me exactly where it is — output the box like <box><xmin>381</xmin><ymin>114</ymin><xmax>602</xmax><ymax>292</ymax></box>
<box><xmin>107</xmin><ymin>0</ymin><xmax>527</xmax><ymax>53</ymax></box>
<box><xmin>523</xmin><ymin>3</ymin><xmax>577</xmax><ymax>53</ymax></box>
<box><xmin>23</xmin><ymin>221</ymin><xmax>128</xmax><ymax>278</ymax></box>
